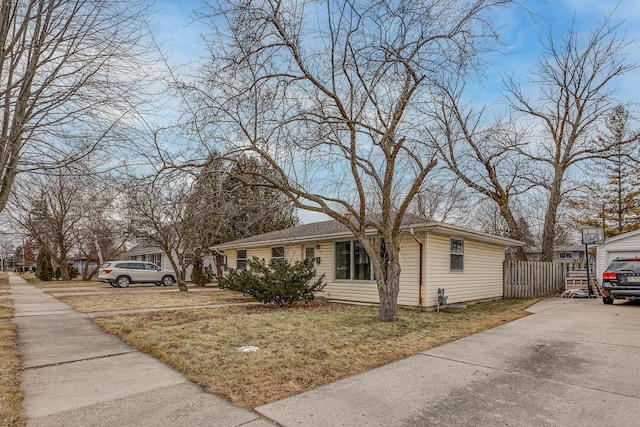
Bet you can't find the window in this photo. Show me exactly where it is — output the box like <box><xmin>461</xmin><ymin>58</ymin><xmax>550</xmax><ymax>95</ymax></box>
<box><xmin>236</xmin><ymin>250</ymin><xmax>247</xmax><ymax>270</ymax></box>
<box><xmin>559</xmin><ymin>252</ymin><xmax>573</xmax><ymax>259</ymax></box>
<box><xmin>334</xmin><ymin>241</ymin><xmax>351</xmax><ymax>280</ymax></box>
<box><xmin>450</xmin><ymin>238</ymin><xmax>464</xmax><ymax>271</ymax></box>
<box><xmin>335</xmin><ymin>240</ymin><xmax>372</xmax><ymax>281</ymax></box>
<box><xmin>271</xmin><ymin>246</ymin><xmax>285</xmax><ymax>260</ymax></box>
<box><xmin>353</xmin><ymin>241</ymin><xmax>371</xmax><ymax>280</ymax></box>
<box><xmin>305</xmin><ymin>247</ymin><xmax>315</xmax><ymax>260</ymax></box>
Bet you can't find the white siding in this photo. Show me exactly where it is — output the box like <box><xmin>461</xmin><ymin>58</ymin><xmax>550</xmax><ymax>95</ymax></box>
<box><xmin>424</xmin><ymin>233</ymin><xmax>504</xmax><ymax>307</ymax></box>
<box><xmin>220</xmin><ymin>232</ymin><xmax>506</xmax><ymax>309</ymax></box>
<box><xmin>596</xmin><ymin>232</ymin><xmax>640</xmax><ymax>282</ymax></box>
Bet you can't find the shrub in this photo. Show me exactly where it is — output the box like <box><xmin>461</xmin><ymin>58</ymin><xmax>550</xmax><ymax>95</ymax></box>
<box><xmin>69</xmin><ymin>266</ymin><xmax>80</xmax><ymax>280</ymax></box>
<box><xmin>35</xmin><ymin>251</ymin><xmax>54</xmax><ymax>281</ymax></box>
<box><xmin>54</xmin><ymin>266</ymin><xmax>61</xmax><ymax>280</ymax></box>
<box><xmin>190</xmin><ymin>256</ymin><xmax>211</xmax><ymax>286</ymax></box>
<box><xmin>217</xmin><ymin>257</ymin><xmax>325</xmax><ymax>306</ymax></box>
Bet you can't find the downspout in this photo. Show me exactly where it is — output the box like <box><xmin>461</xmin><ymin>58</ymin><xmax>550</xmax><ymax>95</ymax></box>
<box><xmin>410</xmin><ymin>228</ymin><xmax>424</xmax><ymax>308</ymax></box>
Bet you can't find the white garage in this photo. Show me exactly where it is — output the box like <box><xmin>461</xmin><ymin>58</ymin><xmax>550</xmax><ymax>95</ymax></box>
<box><xmin>596</xmin><ymin>229</ymin><xmax>640</xmax><ymax>283</ymax></box>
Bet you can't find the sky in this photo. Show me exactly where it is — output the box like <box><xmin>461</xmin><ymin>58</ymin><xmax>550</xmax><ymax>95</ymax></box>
<box><xmin>148</xmin><ymin>0</ymin><xmax>640</xmax><ymax>224</ymax></box>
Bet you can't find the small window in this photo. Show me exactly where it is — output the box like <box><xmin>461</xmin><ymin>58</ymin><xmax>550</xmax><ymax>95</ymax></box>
<box><xmin>271</xmin><ymin>246</ymin><xmax>285</xmax><ymax>260</ymax></box>
<box><xmin>559</xmin><ymin>252</ymin><xmax>572</xmax><ymax>259</ymax></box>
<box><xmin>305</xmin><ymin>247</ymin><xmax>315</xmax><ymax>260</ymax></box>
<box><xmin>450</xmin><ymin>238</ymin><xmax>464</xmax><ymax>272</ymax></box>
<box><xmin>236</xmin><ymin>250</ymin><xmax>247</xmax><ymax>270</ymax></box>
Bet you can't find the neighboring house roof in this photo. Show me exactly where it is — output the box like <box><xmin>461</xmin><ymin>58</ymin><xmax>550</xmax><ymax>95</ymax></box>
<box><xmin>602</xmin><ymin>229</ymin><xmax>640</xmax><ymax>244</ymax></box>
<box><xmin>213</xmin><ymin>215</ymin><xmax>523</xmax><ymax>251</ymax></box>
<box><xmin>123</xmin><ymin>243</ymin><xmax>164</xmax><ymax>257</ymax></box>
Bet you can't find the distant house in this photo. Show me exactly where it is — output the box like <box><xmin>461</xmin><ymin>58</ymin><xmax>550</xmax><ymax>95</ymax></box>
<box><xmin>524</xmin><ymin>244</ymin><xmax>592</xmax><ymax>263</ymax></box>
<box><xmin>212</xmin><ymin>216</ymin><xmax>523</xmax><ymax>309</ymax></box>
<box><xmin>71</xmin><ymin>256</ymin><xmax>99</xmax><ymax>275</ymax></box>
<box><xmin>596</xmin><ymin>229</ymin><xmax>640</xmax><ymax>283</ymax></box>
<box><xmin>122</xmin><ymin>243</ymin><xmax>216</xmax><ymax>282</ymax></box>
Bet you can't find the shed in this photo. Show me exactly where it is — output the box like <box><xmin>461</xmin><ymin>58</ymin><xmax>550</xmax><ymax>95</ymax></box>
<box><xmin>596</xmin><ymin>229</ymin><xmax>640</xmax><ymax>283</ymax></box>
<box><xmin>212</xmin><ymin>216</ymin><xmax>523</xmax><ymax>309</ymax></box>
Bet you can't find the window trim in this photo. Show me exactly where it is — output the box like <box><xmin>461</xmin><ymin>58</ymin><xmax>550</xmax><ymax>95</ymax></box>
<box><xmin>450</xmin><ymin>237</ymin><xmax>464</xmax><ymax>272</ymax></box>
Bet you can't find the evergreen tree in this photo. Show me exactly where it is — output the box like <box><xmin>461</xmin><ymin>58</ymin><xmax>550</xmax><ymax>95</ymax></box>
<box><xmin>35</xmin><ymin>251</ymin><xmax>54</xmax><ymax>281</ymax></box>
<box><xmin>190</xmin><ymin>256</ymin><xmax>210</xmax><ymax>286</ymax></box>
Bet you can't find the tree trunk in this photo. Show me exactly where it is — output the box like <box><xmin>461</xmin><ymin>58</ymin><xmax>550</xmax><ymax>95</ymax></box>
<box><xmin>377</xmin><ymin>256</ymin><xmax>401</xmax><ymax>321</ymax></box>
<box><xmin>499</xmin><ymin>199</ymin><xmax>528</xmax><ymax>261</ymax></box>
<box><xmin>542</xmin><ymin>172</ymin><xmax>564</xmax><ymax>261</ymax></box>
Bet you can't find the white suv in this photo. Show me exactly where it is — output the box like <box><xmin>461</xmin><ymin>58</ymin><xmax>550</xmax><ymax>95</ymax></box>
<box><xmin>98</xmin><ymin>261</ymin><xmax>176</xmax><ymax>288</ymax></box>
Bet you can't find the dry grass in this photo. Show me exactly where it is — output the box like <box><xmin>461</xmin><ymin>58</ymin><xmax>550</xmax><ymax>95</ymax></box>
<box><xmin>95</xmin><ymin>298</ymin><xmax>539</xmax><ymax>408</ymax></box>
<box><xmin>0</xmin><ymin>323</ymin><xmax>25</xmax><ymax>426</ymax></box>
<box><xmin>58</xmin><ymin>290</ymin><xmax>255</xmax><ymax>313</ymax></box>
<box><xmin>25</xmin><ymin>276</ymin><xmax>104</xmax><ymax>289</ymax></box>
<box><xmin>0</xmin><ymin>274</ymin><xmax>11</xmax><ymax>319</ymax></box>
<box><xmin>48</xmin><ymin>285</ymin><xmax>218</xmax><ymax>294</ymax></box>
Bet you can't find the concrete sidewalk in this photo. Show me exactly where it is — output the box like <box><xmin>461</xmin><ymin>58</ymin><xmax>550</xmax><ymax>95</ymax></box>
<box><xmin>9</xmin><ymin>273</ymin><xmax>274</xmax><ymax>427</ymax></box>
<box><xmin>257</xmin><ymin>298</ymin><xmax>640</xmax><ymax>426</ymax></box>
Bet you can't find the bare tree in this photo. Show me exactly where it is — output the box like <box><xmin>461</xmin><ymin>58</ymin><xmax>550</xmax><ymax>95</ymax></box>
<box><xmin>505</xmin><ymin>18</ymin><xmax>638</xmax><ymax>261</ymax></box>
<box><xmin>11</xmin><ymin>172</ymin><xmax>85</xmax><ymax>280</ymax></box>
<box><xmin>0</xmin><ymin>0</ymin><xmax>151</xmax><ymax>213</ymax></box>
<box><xmin>191</xmin><ymin>0</ymin><xmax>513</xmax><ymax>321</ymax></box>
<box><xmin>126</xmin><ymin>174</ymin><xmax>202</xmax><ymax>292</ymax></box>
<box><xmin>426</xmin><ymin>82</ymin><xmax>534</xmax><ymax>260</ymax></box>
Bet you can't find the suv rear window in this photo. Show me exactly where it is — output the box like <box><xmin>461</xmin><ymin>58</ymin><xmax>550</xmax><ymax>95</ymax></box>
<box><xmin>606</xmin><ymin>260</ymin><xmax>640</xmax><ymax>273</ymax></box>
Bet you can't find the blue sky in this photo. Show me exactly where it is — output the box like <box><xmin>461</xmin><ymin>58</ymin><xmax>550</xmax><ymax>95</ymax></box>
<box><xmin>148</xmin><ymin>0</ymin><xmax>640</xmax><ymax>224</ymax></box>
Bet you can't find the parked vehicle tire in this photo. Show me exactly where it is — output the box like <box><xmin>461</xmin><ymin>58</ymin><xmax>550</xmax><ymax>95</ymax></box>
<box><xmin>161</xmin><ymin>275</ymin><xmax>175</xmax><ymax>286</ymax></box>
<box><xmin>116</xmin><ymin>276</ymin><xmax>130</xmax><ymax>288</ymax></box>
<box><xmin>109</xmin><ymin>282</ymin><xmax>118</xmax><ymax>288</ymax></box>
<box><xmin>603</xmin><ymin>296</ymin><xmax>614</xmax><ymax>304</ymax></box>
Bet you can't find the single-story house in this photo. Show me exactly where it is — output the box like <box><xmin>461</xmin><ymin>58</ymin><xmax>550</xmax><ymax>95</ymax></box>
<box><xmin>71</xmin><ymin>256</ymin><xmax>99</xmax><ymax>275</ymax></box>
<box><xmin>212</xmin><ymin>216</ymin><xmax>523</xmax><ymax>309</ymax></box>
<box><xmin>123</xmin><ymin>243</ymin><xmax>216</xmax><ymax>282</ymax></box>
<box><xmin>596</xmin><ymin>229</ymin><xmax>640</xmax><ymax>283</ymax></box>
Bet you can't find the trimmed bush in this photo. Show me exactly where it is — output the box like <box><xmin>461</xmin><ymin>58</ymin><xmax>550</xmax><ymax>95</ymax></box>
<box><xmin>35</xmin><ymin>251</ymin><xmax>54</xmax><ymax>281</ymax></box>
<box><xmin>217</xmin><ymin>257</ymin><xmax>325</xmax><ymax>306</ymax></box>
<box><xmin>69</xmin><ymin>266</ymin><xmax>79</xmax><ymax>280</ymax></box>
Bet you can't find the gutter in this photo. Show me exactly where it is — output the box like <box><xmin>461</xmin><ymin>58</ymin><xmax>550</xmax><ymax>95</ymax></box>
<box><xmin>409</xmin><ymin>228</ymin><xmax>424</xmax><ymax>308</ymax></box>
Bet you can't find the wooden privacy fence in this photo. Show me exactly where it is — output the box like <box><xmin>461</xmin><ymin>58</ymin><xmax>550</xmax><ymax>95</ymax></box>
<box><xmin>504</xmin><ymin>260</ymin><xmax>567</xmax><ymax>298</ymax></box>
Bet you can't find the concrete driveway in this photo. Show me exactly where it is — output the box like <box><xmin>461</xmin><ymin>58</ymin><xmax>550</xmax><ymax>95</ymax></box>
<box><xmin>257</xmin><ymin>298</ymin><xmax>640</xmax><ymax>426</ymax></box>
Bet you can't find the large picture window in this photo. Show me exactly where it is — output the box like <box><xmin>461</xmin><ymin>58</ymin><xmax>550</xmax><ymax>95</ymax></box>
<box><xmin>236</xmin><ymin>250</ymin><xmax>247</xmax><ymax>270</ymax></box>
<box><xmin>335</xmin><ymin>240</ymin><xmax>372</xmax><ymax>281</ymax></box>
<box><xmin>450</xmin><ymin>238</ymin><xmax>464</xmax><ymax>271</ymax></box>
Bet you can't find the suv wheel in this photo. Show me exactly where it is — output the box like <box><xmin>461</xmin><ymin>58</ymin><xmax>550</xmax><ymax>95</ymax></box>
<box><xmin>161</xmin><ymin>275</ymin><xmax>175</xmax><ymax>286</ymax></box>
<box><xmin>116</xmin><ymin>276</ymin><xmax>131</xmax><ymax>288</ymax></box>
<box><xmin>603</xmin><ymin>296</ymin><xmax>614</xmax><ymax>305</ymax></box>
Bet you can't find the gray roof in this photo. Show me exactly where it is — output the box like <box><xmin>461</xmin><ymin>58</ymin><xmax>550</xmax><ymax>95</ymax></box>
<box><xmin>123</xmin><ymin>243</ymin><xmax>164</xmax><ymax>256</ymax></box>
<box><xmin>213</xmin><ymin>213</ymin><xmax>523</xmax><ymax>250</ymax></box>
